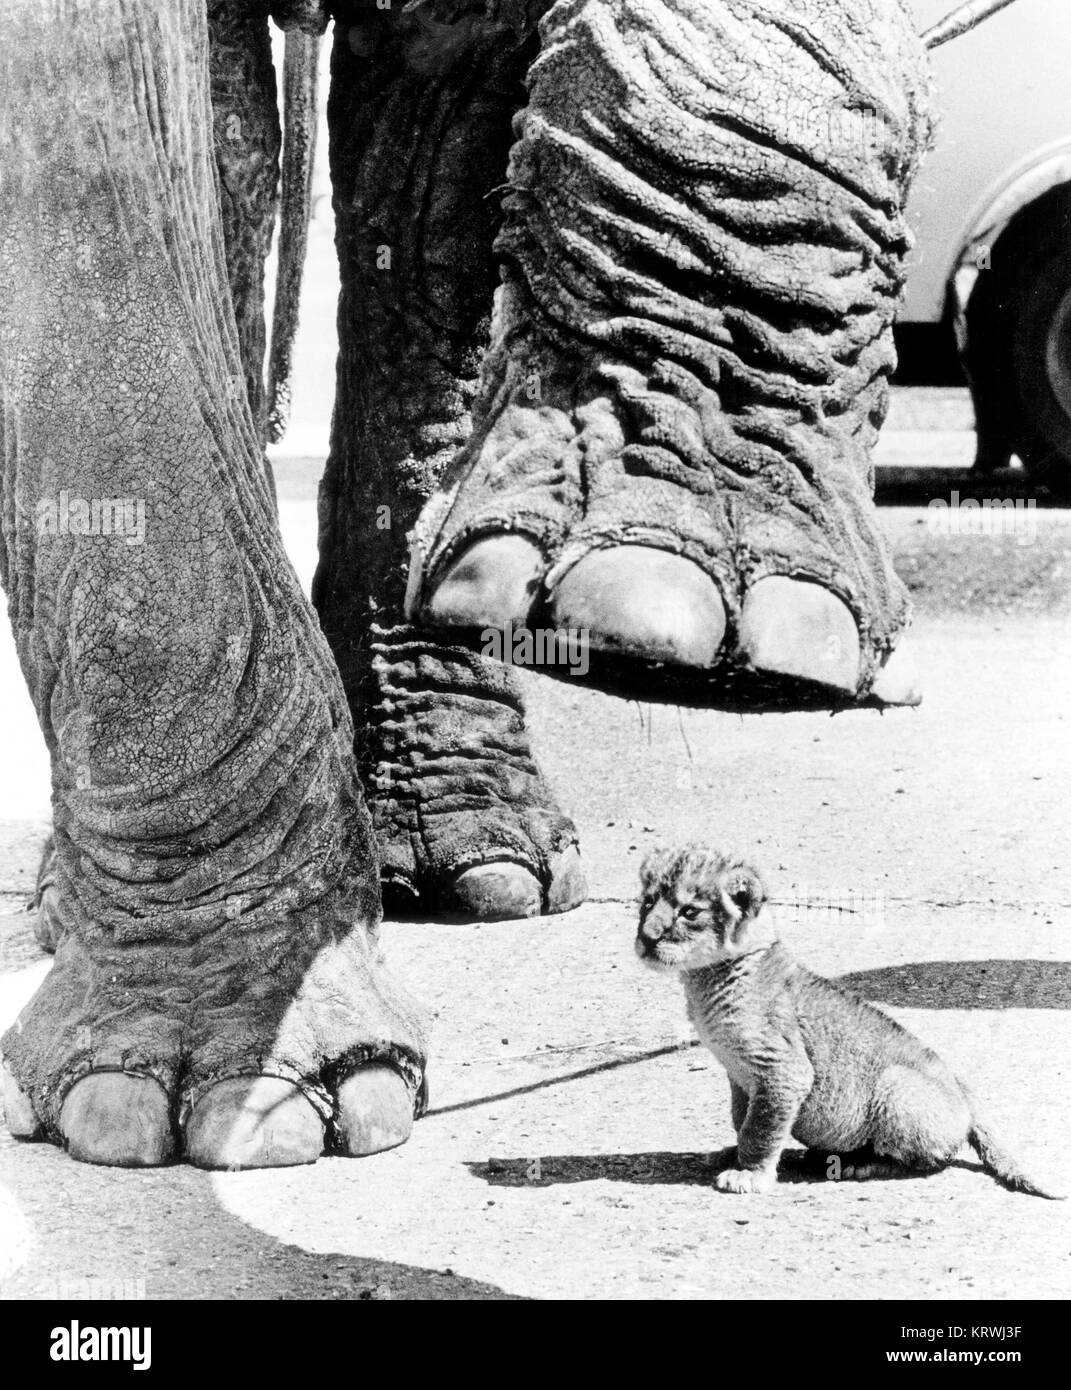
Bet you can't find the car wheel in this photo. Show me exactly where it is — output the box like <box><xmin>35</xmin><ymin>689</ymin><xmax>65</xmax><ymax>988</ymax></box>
<box><xmin>965</xmin><ymin>185</ymin><xmax>1071</xmax><ymax>494</ymax></box>
<box><xmin>1012</xmin><ymin>248</ymin><xmax>1071</xmax><ymax>486</ymax></box>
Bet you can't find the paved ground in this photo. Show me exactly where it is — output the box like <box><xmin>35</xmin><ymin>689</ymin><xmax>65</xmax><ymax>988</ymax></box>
<box><xmin>1</xmin><ymin>389</ymin><xmax>1069</xmax><ymax>1298</ymax></box>
<box><xmin>1</xmin><ymin>205</ymin><xmax>1069</xmax><ymax>1296</ymax></box>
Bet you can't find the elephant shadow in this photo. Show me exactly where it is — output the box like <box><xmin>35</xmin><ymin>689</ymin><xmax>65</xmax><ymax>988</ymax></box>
<box><xmin>0</xmin><ymin>1134</ymin><xmax>527</xmax><ymax>1301</ymax></box>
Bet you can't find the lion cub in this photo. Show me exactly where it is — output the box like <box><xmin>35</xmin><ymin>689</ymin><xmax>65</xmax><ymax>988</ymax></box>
<box><xmin>637</xmin><ymin>846</ymin><xmax>1063</xmax><ymax>1198</ymax></box>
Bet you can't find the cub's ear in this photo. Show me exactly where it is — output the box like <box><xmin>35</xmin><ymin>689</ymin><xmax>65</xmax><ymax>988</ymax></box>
<box><xmin>724</xmin><ymin>865</ymin><xmax>766</xmax><ymax>920</ymax></box>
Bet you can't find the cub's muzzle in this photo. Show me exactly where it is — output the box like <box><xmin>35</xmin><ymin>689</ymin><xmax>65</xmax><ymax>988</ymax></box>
<box><xmin>637</xmin><ymin>902</ymin><xmax>675</xmax><ymax>956</ymax></box>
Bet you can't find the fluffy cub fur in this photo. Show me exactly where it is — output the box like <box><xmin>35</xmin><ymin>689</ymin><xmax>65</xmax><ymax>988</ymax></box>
<box><xmin>637</xmin><ymin>845</ymin><xmax>1063</xmax><ymax>1198</ymax></box>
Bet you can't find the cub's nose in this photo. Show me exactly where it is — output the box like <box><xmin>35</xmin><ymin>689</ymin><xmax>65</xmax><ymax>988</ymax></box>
<box><xmin>637</xmin><ymin>908</ymin><xmax>669</xmax><ymax>952</ymax></box>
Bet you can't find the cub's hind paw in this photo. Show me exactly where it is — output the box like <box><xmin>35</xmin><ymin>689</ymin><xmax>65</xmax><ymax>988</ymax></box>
<box><xmin>715</xmin><ymin>1166</ymin><xmax>777</xmax><ymax>1195</ymax></box>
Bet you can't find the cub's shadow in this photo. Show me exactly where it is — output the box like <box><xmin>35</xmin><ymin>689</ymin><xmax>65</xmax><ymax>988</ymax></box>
<box><xmin>464</xmin><ymin>957</ymin><xmax>1069</xmax><ymax>1195</ymax></box>
<box><xmin>835</xmin><ymin>959</ymin><xmax>1071</xmax><ymax>1010</ymax></box>
<box><xmin>472</xmin><ymin>1151</ymin><xmax>718</xmax><ymax>1188</ymax></box>
<box><xmin>468</xmin><ymin>1150</ymin><xmax>982</xmax><ymax>1190</ymax></box>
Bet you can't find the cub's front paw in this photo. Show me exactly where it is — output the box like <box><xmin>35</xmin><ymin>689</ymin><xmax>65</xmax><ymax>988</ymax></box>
<box><xmin>715</xmin><ymin>1166</ymin><xmax>777</xmax><ymax>1195</ymax></box>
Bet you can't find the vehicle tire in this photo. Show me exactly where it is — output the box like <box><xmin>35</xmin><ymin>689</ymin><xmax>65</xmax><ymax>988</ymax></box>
<box><xmin>965</xmin><ymin>184</ymin><xmax>1071</xmax><ymax>493</ymax></box>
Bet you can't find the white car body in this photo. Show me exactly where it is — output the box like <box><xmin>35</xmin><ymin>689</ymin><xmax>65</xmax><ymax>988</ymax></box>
<box><xmin>903</xmin><ymin>0</ymin><xmax>1071</xmax><ymax>324</ymax></box>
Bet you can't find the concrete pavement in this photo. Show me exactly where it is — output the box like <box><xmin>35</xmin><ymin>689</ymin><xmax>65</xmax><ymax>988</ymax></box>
<box><xmin>3</xmin><ymin>154</ymin><xmax>1068</xmax><ymax>1297</ymax></box>
<box><xmin>1</xmin><ymin>453</ymin><xmax>1069</xmax><ymax>1296</ymax></box>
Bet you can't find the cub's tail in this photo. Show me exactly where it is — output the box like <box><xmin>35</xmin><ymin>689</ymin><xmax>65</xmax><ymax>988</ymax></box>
<box><xmin>964</xmin><ymin>1092</ymin><xmax>1065</xmax><ymax>1200</ymax></box>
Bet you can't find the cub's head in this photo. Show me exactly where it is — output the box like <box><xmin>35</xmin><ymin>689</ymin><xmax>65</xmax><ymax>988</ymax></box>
<box><xmin>636</xmin><ymin>845</ymin><xmax>769</xmax><ymax>972</ymax></box>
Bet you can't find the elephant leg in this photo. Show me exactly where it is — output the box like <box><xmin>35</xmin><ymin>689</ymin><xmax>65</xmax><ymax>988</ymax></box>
<box><xmin>26</xmin><ymin>1</ymin><xmax>313</xmax><ymax>946</ymax></box>
<box><xmin>314</xmin><ymin>3</ymin><xmax>585</xmax><ymax>918</ymax></box>
<box><xmin>406</xmin><ymin>0</ymin><xmax>934</xmax><ymax>709</ymax></box>
<box><xmin>23</xmin><ymin>0</ymin><xmax>284</xmax><ymax>951</ymax></box>
<box><xmin>0</xmin><ymin>0</ymin><xmax>428</xmax><ymax>1167</ymax></box>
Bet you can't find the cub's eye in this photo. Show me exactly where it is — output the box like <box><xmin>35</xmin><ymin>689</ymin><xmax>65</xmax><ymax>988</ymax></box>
<box><xmin>679</xmin><ymin>904</ymin><xmax>703</xmax><ymax>923</ymax></box>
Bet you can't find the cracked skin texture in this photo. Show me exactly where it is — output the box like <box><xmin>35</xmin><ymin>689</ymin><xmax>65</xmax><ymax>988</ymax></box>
<box><xmin>407</xmin><ymin>0</ymin><xmax>935</xmax><ymax>703</ymax></box>
<box><xmin>0</xmin><ymin>0</ymin><xmax>427</xmax><ymax>1167</ymax></box>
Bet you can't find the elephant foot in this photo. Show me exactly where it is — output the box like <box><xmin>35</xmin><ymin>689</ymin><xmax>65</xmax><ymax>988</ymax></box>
<box><xmin>183</xmin><ymin>1067</ymin><xmax>414</xmax><ymax>1169</ymax></box>
<box><xmin>403</xmin><ymin>0</ymin><xmax>930</xmax><ymax>711</ymax></box>
<box><xmin>413</xmin><ymin>534</ymin><xmax>920</xmax><ymax>706</ymax></box>
<box><xmin>366</xmin><ymin>625</ymin><xmax>587</xmax><ymax>921</ymax></box>
<box><xmin>5</xmin><ymin>1062</ymin><xmax>416</xmax><ymax>1170</ymax></box>
<box><xmin>405</xmin><ymin>320</ymin><xmax>920</xmax><ymax>705</ymax></box>
<box><xmin>2</xmin><ymin>891</ymin><xmax>428</xmax><ymax>1169</ymax></box>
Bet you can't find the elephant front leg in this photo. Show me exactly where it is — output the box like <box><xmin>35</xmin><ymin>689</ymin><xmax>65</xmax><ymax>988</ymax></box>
<box><xmin>315</xmin><ymin>2</ymin><xmax>584</xmax><ymax>918</ymax></box>
<box><xmin>406</xmin><ymin>0</ymin><xmax>935</xmax><ymax>709</ymax></box>
<box><xmin>0</xmin><ymin>0</ymin><xmax>427</xmax><ymax>1168</ymax></box>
